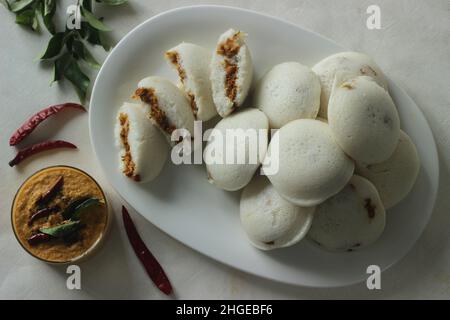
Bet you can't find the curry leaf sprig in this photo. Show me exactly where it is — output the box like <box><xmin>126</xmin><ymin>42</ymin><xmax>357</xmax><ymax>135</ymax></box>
<box><xmin>1</xmin><ymin>0</ymin><xmax>127</xmax><ymax>102</ymax></box>
<box><xmin>2</xmin><ymin>0</ymin><xmax>57</xmax><ymax>33</ymax></box>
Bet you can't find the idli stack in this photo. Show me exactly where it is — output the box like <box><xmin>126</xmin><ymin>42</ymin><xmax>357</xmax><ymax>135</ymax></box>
<box><xmin>111</xmin><ymin>27</ymin><xmax>422</xmax><ymax>254</ymax></box>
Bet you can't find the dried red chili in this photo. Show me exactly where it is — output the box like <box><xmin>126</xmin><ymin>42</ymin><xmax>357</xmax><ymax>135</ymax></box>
<box><xmin>36</xmin><ymin>176</ymin><xmax>64</xmax><ymax>206</ymax></box>
<box><xmin>9</xmin><ymin>103</ymin><xmax>86</xmax><ymax>146</ymax></box>
<box><xmin>122</xmin><ymin>206</ymin><xmax>173</xmax><ymax>295</ymax></box>
<box><xmin>27</xmin><ymin>233</ymin><xmax>52</xmax><ymax>245</ymax></box>
<box><xmin>9</xmin><ymin>140</ymin><xmax>77</xmax><ymax>167</ymax></box>
<box><xmin>28</xmin><ymin>206</ymin><xmax>60</xmax><ymax>226</ymax></box>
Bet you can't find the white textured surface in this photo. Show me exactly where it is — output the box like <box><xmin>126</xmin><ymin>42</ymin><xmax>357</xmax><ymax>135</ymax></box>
<box><xmin>0</xmin><ymin>0</ymin><xmax>449</xmax><ymax>299</ymax></box>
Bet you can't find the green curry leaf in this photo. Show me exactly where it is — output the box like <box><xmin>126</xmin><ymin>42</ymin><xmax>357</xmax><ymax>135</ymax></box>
<box><xmin>39</xmin><ymin>31</ymin><xmax>65</xmax><ymax>59</ymax></box>
<box><xmin>71</xmin><ymin>198</ymin><xmax>101</xmax><ymax>221</ymax></box>
<box><xmin>81</xmin><ymin>6</ymin><xmax>111</xmax><ymax>31</ymax></box>
<box><xmin>62</xmin><ymin>197</ymin><xmax>89</xmax><ymax>220</ymax></box>
<box><xmin>42</xmin><ymin>0</ymin><xmax>56</xmax><ymax>34</ymax></box>
<box><xmin>40</xmin><ymin>221</ymin><xmax>80</xmax><ymax>237</ymax></box>
<box><xmin>63</xmin><ymin>58</ymin><xmax>90</xmax><ymax>102</ymax></box>
<box><xmin>14</xmin><ymin>8</ymin><xmax>34</xmax><ymax>27</ymax></box>
<box><xmin>1</xmin><ymin>0</ymin><xmax>11</xmax><ymax>10</ymax></box>
<box><xmin>51</xmin><ymin>52</ymin><xmax>71</xmax><ymax>84</ymax></box>
<box><xmin>62</xmin><ymin>197</ymin><xmax>102</xmax><ymax>221</ymax></box>
<box><xmin>10</xmin><ymin>0</ymin><xmax>34</xmax><ymax>12</ymax></box>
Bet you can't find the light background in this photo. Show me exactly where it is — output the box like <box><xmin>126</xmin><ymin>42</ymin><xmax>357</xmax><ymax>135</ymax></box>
<box><xmin>0</xmin><ymin>0</ymin><xmax>449</xmax><ymax>299</ymax></box>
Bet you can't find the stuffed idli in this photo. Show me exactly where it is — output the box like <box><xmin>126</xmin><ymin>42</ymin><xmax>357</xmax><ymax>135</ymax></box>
<box><xmin>133</xmin><ymin>76</ymin><xmax>195</xmax><ymax>144</ymax></box>
<box><xmin>165</xmin><ymin>43</ymin><xmax>217</xmax><ymax>121</ymax></box>
<box><xmin>115</xmin><ymin>102</ymin><xmax>168</xmax><ymax>182</ymax></box>
<box><xmin>210</xmin><ymin>29</ymin><xmax>253</xmax><ymax>117</ymax></box>
<box><xmin>308</xmin><ymin>175</ymin><xmax>386</xmax><ymax>251</ymax></box>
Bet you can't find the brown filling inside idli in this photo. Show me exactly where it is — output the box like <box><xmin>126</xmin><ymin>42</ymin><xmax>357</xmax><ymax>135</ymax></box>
<box><xmin>217</xmin><ymin>32</ymin><xmax>241</xmax><ymax>105</ymax></box>
<box><xmin>165</xmin><ymin>51</ymin><xmax>199</xmax><ymax>118</ymax></box>
<box><xmin>133</xmin><ymin>88</ymin><xmax>176</xmax><ymax>135</ymax></box>
<box><xmin>187</xmin><ymin>92</ymin><xmax>198</xmax><ymax>117</ymax></box>
<box><xmin>224</xmin><ymin>60</ymin><xmax>238</xmax><ymax>104</ymax></box>
<box><xmin>119</xmin><ymin>113</ymin><xmax>140</xmax><ymax>181</ymax></box>
<box><xmin>217</xmin><ymin>33</ymin><xmax>241</xmax><ymax>58</ymax></box>
<box><xmin>165</xmin><ymin>51</ymin><xmax>186</xmax><ymax>82</ymax></box>
<box><xmin>364</xmin><ymin>198</ymin><xmax>376</xmax><ymax>219</ymax></box>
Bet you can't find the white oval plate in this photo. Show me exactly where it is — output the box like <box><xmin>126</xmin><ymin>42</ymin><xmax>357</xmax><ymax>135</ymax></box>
<box><xmin>89</xmin><ymin>5</ymin><xmax>439</xmax><ymax>287</ymax></box>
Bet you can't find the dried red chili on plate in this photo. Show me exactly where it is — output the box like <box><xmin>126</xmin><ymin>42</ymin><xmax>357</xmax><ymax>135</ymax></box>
<box><xmin>122</xmin><ymin>206</ymin><xmax>173</xmax><ymax>295</ymax></box>
<box><xmin>9</xmin><ymin>103</ymin><xmax>86</xmax><ymax>146</ymax></box>
<box><xmin>9</xmin><ymin>140</ymin><xmax>77</xmax><ymax>167</ymax></box>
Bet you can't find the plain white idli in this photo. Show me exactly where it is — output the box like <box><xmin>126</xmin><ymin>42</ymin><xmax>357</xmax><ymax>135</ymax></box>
<box><xmin>205</xmin><ymin>108</ymin><xmax>268</xmax><ymax>191</ymax></box>
<box><xmin>240</xmin><ymin>175</ymin><xmax>315</xmax><ymax>250</ymax></box>
<box><xmin>312</xmin><ymin>51</ymin><xmax>388</xmax><ymax>118</ymax></box>
<box><xmin>328</xmin><ymin>76</ymin><xmax>400</xmax><ymax>164</ymax></box>
<box><xmin>264</xmin><ymin>119</ymin><xmax>354</xmax><ymax>206</ymax></box>
<box><xmin>308</xmin><ymin>175</ymin><xmax>386</xmax><ymax>251</ymax></box>
<box><xmin>356</xmin><ymin>130</ymin><xmax>420</xmax><ymax>209</ymax></box>
<box><xmin>165</xmin><ymin>43</ymin><xmax>217</xmax><ymax>121</ymax></box>
<box><xmin>254</xmin><ymin>62</ymin><xmax>321</xmax><ymax>128</ymax></box>
<box><xmin>134</xmin><ymin>76</ymin><xmax>195</xmax><ymax>143</ymax></box>
<box><xmin>210</xmin><ymin>29</ymin><xmax>253</xmax><ymax>117</ymax></box>
<box><xmin>115</xmin><ymin>102</ymin><xmax>168</xmax><ymax>182</ymax></box>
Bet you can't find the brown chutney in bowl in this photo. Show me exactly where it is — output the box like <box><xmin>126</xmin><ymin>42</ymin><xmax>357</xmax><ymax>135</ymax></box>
<box><xmin>12</xmin><ymin>166</ymin><xmax>109</xmax><ymax>263</ymax></box>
